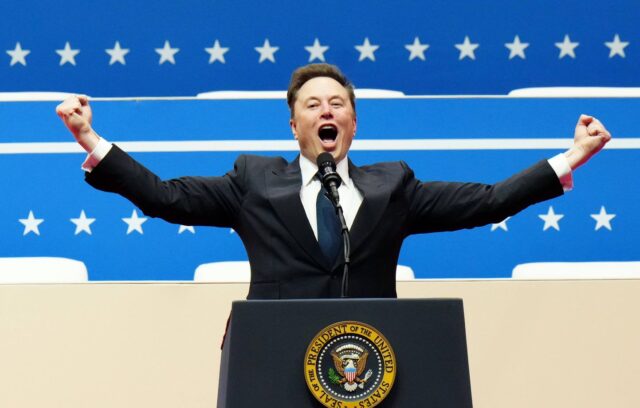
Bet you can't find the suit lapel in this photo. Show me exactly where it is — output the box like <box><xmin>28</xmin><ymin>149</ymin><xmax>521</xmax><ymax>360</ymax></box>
<box><xmin>348</xmin><ymin>161</ymin><xmax>391</xmax><ymax>255</ymax></box>
<box><xmin>266</xmin><ymin>157</ymin><xmax>330</xmax><ymax>270</ymax></box>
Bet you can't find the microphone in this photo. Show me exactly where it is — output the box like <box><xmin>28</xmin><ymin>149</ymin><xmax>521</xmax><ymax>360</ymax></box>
<box><xmin>316</xmin><ymin>152</ymin><xmax>341</xmax><ymax>204</ymax></box>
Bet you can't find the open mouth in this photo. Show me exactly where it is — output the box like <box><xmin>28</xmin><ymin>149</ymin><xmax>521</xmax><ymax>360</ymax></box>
<box><xmin>318</xmin><ymin>124</ymin><xmax>338</xmax><ymax>142</ymax></box>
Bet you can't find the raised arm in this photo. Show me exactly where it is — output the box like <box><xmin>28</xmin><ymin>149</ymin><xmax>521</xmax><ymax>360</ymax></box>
<box><xmin>55</xmin><ymin>94</ymin><xmax>244</xmax><ymax>228</ymax></box>
<box><xmin>405</xmin><ymin>114</ymin><xmax>612</xmax><ymax>234</ymax></box>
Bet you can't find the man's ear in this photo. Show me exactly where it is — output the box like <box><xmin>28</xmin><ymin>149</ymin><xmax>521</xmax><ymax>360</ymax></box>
<box><xmin>352</xmin><ymin>116</ymin><xmax>357</xmax><ymax>138</ymax></box>
<box><xmin>290</xmin><ymin>118</ymin><xmax>298</xmax><ymax>140</ymax></box>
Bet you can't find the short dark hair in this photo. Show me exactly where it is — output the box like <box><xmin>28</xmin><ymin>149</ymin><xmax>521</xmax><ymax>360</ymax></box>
<box><xmin>287</xmin><ymin>63</ymin><xmax>356</xmax><ymax>118</ymax></box>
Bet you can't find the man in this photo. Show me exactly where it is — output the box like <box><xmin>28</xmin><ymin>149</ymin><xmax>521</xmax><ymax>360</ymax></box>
<box><xmin>56</xmin><ymin>63</ymin><xmax>611</xmax><ymax>299</ymax></box>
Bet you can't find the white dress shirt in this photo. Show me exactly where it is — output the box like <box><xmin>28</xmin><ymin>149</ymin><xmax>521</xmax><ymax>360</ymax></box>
<box><xmin>299</xmin><ymin>154</ymin><xmax>364</xmax><ymax>240</ymax></box>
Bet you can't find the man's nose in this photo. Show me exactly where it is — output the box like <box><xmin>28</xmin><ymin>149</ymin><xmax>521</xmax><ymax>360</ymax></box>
<box><xmin>320</xmin><ymin>102</ymin><xmax>333</xmax><ymax>118</ymax></box>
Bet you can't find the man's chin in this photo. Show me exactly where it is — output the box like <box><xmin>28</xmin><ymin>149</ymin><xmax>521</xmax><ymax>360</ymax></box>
<box><xmin>301</xmin><ymin>145</ymin><xmax>343</xmax><ymax>162</ymax></box>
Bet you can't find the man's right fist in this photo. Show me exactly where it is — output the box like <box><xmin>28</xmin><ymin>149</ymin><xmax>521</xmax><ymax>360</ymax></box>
<box><xmin>56</xmin><ymin>95</ymin><xmax>99</xmax><ymax>152</ymax></box>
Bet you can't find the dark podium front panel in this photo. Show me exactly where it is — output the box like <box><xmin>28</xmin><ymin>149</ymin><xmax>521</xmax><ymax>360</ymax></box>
<box><xmin>218</xmin><ymin>299</ymin><xmax>472</xmax><ymax>407</ymax></box>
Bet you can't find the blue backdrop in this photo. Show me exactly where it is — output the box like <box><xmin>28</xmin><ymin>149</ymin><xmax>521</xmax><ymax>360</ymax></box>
<box><xmin>0</xmin><ymin>98</ymin><xmax>636</xmax><ymax>280</ymax></box>
<box><xmin>1</xmin><ymin>0</ymin><xmax>638</xmax><ymax>280</ymax></box>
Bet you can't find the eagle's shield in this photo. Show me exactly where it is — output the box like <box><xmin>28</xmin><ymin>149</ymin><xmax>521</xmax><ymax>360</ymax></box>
<box><xmin>345</xmin><ymin>366</ymin><xmax>356</xmax><ymax>383</ymax></box>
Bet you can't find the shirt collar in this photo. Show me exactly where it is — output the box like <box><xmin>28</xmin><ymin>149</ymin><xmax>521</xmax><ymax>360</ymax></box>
<box><xmin>299</xmin><ymin>154</ymin><xmax>351</xmax><ymax>188</ymax></box>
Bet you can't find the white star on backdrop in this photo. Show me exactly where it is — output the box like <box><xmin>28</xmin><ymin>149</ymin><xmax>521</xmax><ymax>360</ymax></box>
<box><xmin>355</xmin><ymin>38</ymin><xmax>379</xmax><ymax>62</ymax></box>
<box><xmin>590</xmin><ymin>206</ymin><xmax>616</xmax><ymax>231</ymax></box>
<box><xmin>122</xmin><ymin>209</ymin><xmax>148</xmax><ymax>235</ymax></box>
<box><xmin>491</xmin><ymin>217</ymin><xmax>510</xmax><ymax>232</ymax></box>
<box><xmin>19</xmin><ymin>210</ymin><xmax>44</xmax><ymax>236</ymax></box>
<box><xmin>505</xmin><ymin>35</ymin><xmax>529</xmax><ymax>59</ymax></box>
<box><xmin>56</xmin><ymin>42</ymin><xmax>80</xmax><ymax>66</ymax></box>
<box><xmin>6</xmin><ymin>42</ymin><xmax>30</xmax><ymax>66</ymax></box>
<box><xmin>305</xmin><ymin>38</ymin><xmax>329</xmax><ymax>62</ymax></box>
<box><xmin>70</xmin><ymin>210</ymin><xmax>96</xmax><ymax>235</ymax></box>
<box><xmin>205</xmin><ymin>40</ymin><xmax>229</xmax><ymax>64</ymax></box>
<box><xmin>455</xmin><ymin>36</ymin><xmax>479</xmax><ymax>60</ymax></box>
<box><xmin>155</xmin><ymin>40</ymin><xmax>179</xmax><ymax>65</ymax></box>
<box><xmin>538</xmin><ymin>206</ymin><xmax>564</xmax><ymax>231</ymax></box>
<box><xmin>604</xmin><ymin>34</ymin><xmax>629</xmax><ymax>58</ymax></box>
<box><xmin>255</xmin><ymin>39</ymin><xmax>279</xmax><ymax>63</ymax></box>
<box><xmin>178</xmin><ymin>225</ymin><xmax>195</xmax><ymax>234</ymax></box>
<box><xmin>405</xmin><ymin>37</ymin><xmax>429</xmax><ymax>61</ymax></box>
<box><xmin>105</xmin><ymin>41</ymin><xmax>130</xmax><ymax>65</ymax></box>
<box><xmin>555</xmin><ymin>35</ymin><xmax>579</xmax><ymax>59</ymax></box>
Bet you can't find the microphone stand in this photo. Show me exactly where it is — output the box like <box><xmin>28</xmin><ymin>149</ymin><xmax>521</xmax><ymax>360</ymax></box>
<box><xmin>325</xmin><ymin>191</ymin><xmax>350</xmax><ymax>298</ymax></box>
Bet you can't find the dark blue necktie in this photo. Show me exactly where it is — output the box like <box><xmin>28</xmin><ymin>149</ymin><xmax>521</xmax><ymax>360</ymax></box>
<box><xmin>316</xmin><ymin>187</ymin><xmax>342</xmax><ymax>262</ymax></box>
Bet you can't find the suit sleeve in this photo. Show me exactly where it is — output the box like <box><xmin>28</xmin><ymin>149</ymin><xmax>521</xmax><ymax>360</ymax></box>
<box><xmin>85</xmin><ymin>144</ymin><xmax>245</xmax><ymax>227</ymax></box>
<box><xmin>403</xmin><ymin>160</ymin><xmax>564</xmax><ymax>234</ymax></box>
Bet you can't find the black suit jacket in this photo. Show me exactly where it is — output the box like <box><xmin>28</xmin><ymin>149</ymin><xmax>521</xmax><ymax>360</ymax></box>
<box><xmin>86</xmin><ymin>145</ymin><xmax>563</xmax><ymax>299</ymax></box>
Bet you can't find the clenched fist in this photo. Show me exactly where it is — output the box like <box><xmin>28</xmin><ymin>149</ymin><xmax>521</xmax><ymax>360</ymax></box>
<box><xmin>565</xmin><ymin>114</ymin><xmax>612</xmax><ymax>170</ymax></box>
<box><xmin>56</xmin><ymin>94</ymin><xmax>100</xmax><ymax>152</ymax></box>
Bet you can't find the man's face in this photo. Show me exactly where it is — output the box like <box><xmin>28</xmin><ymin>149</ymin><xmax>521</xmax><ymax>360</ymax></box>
<box><xmin>290</xmin><ymin>76</ymin><xmax>356</xmax><ymax>163</ymax></box>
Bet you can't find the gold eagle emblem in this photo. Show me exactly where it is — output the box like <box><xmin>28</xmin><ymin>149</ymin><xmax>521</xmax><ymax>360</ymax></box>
<box><xmin>331</xmin><ymin>344</ymin><xmax>373</xmax><ymax>391</ymax></box>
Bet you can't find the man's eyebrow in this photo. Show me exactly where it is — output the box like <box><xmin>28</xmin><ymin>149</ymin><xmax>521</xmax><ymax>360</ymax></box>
<box><xmin>300</xmin><ymin>94</ymin><xmax>346</xmax><ymax>104</ymax></box>
<box><xmin>302</xmin><ymin>95</ymin><xmax>345</xmax><ymax>102</ymax></box>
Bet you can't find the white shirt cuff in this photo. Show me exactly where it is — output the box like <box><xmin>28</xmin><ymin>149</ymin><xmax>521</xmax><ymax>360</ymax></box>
<box><xmin>547</xmin><ymin>153</ymin><xmax>573</xmax><ymax>192</ymax></box>
<box><xmin>81</xmin><ymin>137</ymin><xmax>112</xmax><ymax>172</ymax></box>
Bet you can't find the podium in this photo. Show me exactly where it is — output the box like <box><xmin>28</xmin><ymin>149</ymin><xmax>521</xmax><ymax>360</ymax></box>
<box><xmin>218</xmin><ymin>299</ymin><xmax>472</xmax><ymax>407</ymax></box>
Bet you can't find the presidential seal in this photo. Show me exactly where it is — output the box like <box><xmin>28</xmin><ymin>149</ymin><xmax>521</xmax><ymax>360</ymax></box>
<box><xmin>304</xmin><ymin>321</ymin><xmax>396</xmax><ymax>408</ymax></box>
